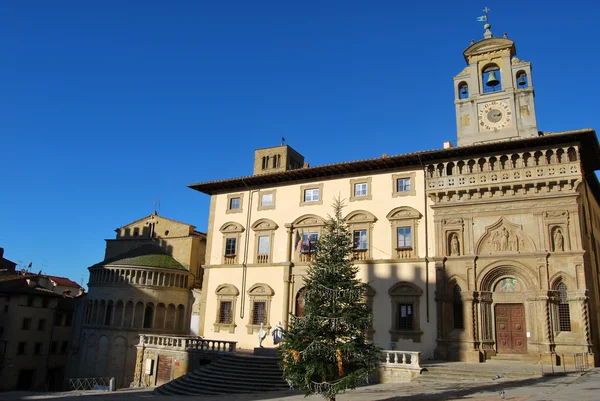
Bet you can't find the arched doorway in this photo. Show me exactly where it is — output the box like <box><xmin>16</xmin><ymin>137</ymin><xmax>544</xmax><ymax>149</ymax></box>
<box><xmin>479</xmin><ymin>266</ymin><xmax>533</xmax><ymax>356</ymax></box>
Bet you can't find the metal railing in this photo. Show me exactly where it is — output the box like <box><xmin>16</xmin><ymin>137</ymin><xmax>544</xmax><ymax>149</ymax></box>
<box><xmin>68</xmin><ymin>377</ymin><xmax>110</xmax><ymax>391</ymax></box>
<box><xmin>539</xmin><ymin>352</ymin><xmax>591</xmax><ymax>375</ymax></box>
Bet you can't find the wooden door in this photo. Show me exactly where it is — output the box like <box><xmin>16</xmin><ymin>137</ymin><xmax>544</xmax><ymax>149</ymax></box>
<box><xmin>156</xmin><ymin>355</ymin><xmax>173</xmax><ymax>386</ymax></box>
<box><xmin>495</xmin><ymin>304</ymin><xmax>527</xmax><ymax>354</ymax></box>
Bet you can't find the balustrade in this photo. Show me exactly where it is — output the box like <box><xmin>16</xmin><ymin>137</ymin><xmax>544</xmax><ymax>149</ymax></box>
<box><xmin>139</xmin><ymin>334</ymin><xmax>237</xmax><ymax>353</ymax></box>
<box><xmin>257</xmin><ymin>254</ymin><xmax>269</xmax><ymax>264</ymax></box>
<box><xmin>380</xmin><ymin>350</ymin><xmax>421</xmax><ymax>369</ymax></box>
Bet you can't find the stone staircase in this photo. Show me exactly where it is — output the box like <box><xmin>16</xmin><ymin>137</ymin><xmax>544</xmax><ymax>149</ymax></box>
<box><xmin>414</xmin><ymin>359</ymin><xmax>542</xmax><ymax>385</ymax></box>
<box><xmin>153</xmin><ymin>354</ymin><xmax>290</xmax><ymax>396</ymax></box>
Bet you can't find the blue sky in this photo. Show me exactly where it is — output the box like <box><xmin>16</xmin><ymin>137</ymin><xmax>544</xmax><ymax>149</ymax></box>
<box><xmin>1</xmin><ymin>1</ymin><xmax>599</xmax><ymax>284</ymax></box>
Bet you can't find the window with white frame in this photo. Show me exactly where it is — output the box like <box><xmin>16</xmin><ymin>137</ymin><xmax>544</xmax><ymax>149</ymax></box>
<box><xmin>304</xmin><ymin>188</ymin><xmax>319</xmax><ymax>202</ymax></box>
<box><xmin>226</xmin><ymin>193</ymin><xmax>244</xmax><ymax>214</ymax></box>
<box><xmin>261</xmin><ymin>193</ymin><xmax>273</xmax><ymax>207</ymax></box>
<box><xmin>258</xmin><ymin>189</ymin><xmax>276</xmax><ymax>211</ymax></box>
<box><xmin>257</xmin><ymin>235</ymin><xmax>270</xmax><ymax>263</ymax></box>
<box><xmin>386</xmin><ymin>206</ymin><xmax>421</xmax><ymax>259</ymax></box>
<box><xmin>396</xmin><ymin>227</ymin><xmax>412</xmax><ymax>249</ymax></box>
<box><xmin>214</xmin><ymin>284</ymin><xmax>239</xmax><ymax>333</ymax></box>
<box><xmin>251</xmin><ymin>218</ymin><xmax>278</xmax><ymax>264</ymax></box>
<box><xmin>353</xmin><ymin>229</ymin><xmax>367</xmax><ymax>250</ymax></box>
<box><xmin>350</xmin><ymin>177</ymin><xmax>372</xmax><ymax>202</ymax></box>
<box><xmin>299</xmin><ymin>183</ymin><xmax>324</xmax><ymax>206</ymax></box>
<box><xmin>345</xmin><ymin>210</ymin><xmax>377</xmax><ymax>261</ymax></box>
<box><xmin>355</xmin><ymin>183</ymin><xmax>367</xmax><ymax>197</ymax></box>
<box><xmin>392</xmin><ymin>172</ymin><xmax>416</xmax><ymax>197</ymax></box>
<box><xmin>247</xmin><ymin>283</ymin><xmax>274</xmax><ymax>334</ymax></box>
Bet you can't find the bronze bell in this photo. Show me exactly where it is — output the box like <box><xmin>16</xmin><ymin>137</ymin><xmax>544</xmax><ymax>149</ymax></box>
<box><xmin>486</xmin><ymin>70</ymin><xmax>500</xmax><ymax>87</ymax></box>
<box><xmin>460</xmin><ymin>86</ymin><xmax>468</xmax><ymax>95</ymax></box>
<box><xmin>517</xmin><ymin>74</ymin><xmax>527</xmax><ymax>87</ymax></box>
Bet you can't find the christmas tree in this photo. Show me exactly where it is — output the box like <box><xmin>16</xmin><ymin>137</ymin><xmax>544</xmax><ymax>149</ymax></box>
<box><xmin>280</xmin><ymin>198</ymin><xmax>381</xmax><ymax>401</ymax></box>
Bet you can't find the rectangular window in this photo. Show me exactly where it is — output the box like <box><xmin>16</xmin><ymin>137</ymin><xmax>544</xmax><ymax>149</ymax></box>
<box><xmin>42</xmin><ymin>298</ymin><xmax>49</xmax><ymax>308</ymax></box>
<box><xmin>61</xmin><ymin>341</ymin><xmax>68</xmax><ymax>354</ymax></box>
<box><xmin>22</xmin><ymin>318</ymin><xmax>31</xmax><ymax>330</ymax></box>
<box><xmin>27</xmin><ymin>296</ymin><xmax>34</xmax><ymax>307</ymax></box>
<box><xmin>218</xmin><ymin>301</ymin><xmax>233</xmax><ymax>324</ymax></box>
<box><xmin>225</xmin><ymin>238</ymin><xmax>237</xmax><ymax>256</ymax></box>
<box><xmin>354</xmin><ymin>182</ymin><xmax>368</xmax><ymax>197</ymax></box>
<box><xmin>301</xmin><ymin>233</ymin><xmax>319</xmax><ymax>253</ymax></box>
<box><xmin>38</xmin><ymin>319</ymin><xmax>46</xmax><ymax>331</ymax></box>
<box><xmin>353</xmin><ymin>230</ymin><xmax>367</xmax><ymax>250</ymax></box>
<box><xmin>396</xmin><ymin>303</ymin><xmax>414</xmax><ymax>330</ymax></box>
<box><xmin>396</xmin><ymin>178</ymin><xmax>411</xmax><ymax>192</ymax></box>
<box><xmin>257</xmin><ymin>236</ymin><xmax>270</xmax><ymax>255</ymax></box>
<box><xmin>252</xmin><ymin>301</ymin><xmax>266</xmax><ymax>325</ymax></box>
<box><xmin>50</xmin><ymin>341</ymin><xmax>58</xmax><ymax>354</ymax></box>
<box><xmin>34</xmin><ymin>343</ymin><xmax>42</xmax><ymax>355</ymax></box>
<box><xmin>397</xmin><ymin>227</ymin><xmax>413</xmax><ymax>249</ymax></box>
<box><xmin>17</xmin><ymin>342</ymin><xmax>26</xmax><ymax>355</ymax></box>
<box><xmin>261</xmin><ymin>193</ymin><xmax>273</xmax><ymax>207</ymax></box>
<box><xmin>229</xmin><ymin>197</ymin><xmax>241</xmax><ymax>210</ymax></box>
<box><xmin>54</xmin><ymin>313</ymin><xmax>62</xmax><ymax>326</ymax></box>
<box><xmin>65</xmin><ymin>313</ymin><xmax>73</xmax><ymax>327</ymax></box>
<box><xmin>304</xmin><ymin>188</ymin><xmax>320</xmax><ymax>202</ymax></box>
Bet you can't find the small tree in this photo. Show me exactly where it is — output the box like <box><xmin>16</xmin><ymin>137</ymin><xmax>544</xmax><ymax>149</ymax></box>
<box><xmin>280</xmin><ymin>198</ymin><xmax>381</xmax><ymax>401</ymax></box>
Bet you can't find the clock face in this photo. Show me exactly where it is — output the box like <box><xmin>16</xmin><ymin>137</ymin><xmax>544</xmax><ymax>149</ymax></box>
<box><xmin>478</xmin><ymin>101</ymin><xmax>512</xmax><ymax>132</ymax></box>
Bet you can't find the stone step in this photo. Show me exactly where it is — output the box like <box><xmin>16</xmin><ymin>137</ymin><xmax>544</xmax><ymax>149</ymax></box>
<box><xmin>153</xmin><ymin>354</ymin><xmax>289</xmax><ymax>396</ymax></box>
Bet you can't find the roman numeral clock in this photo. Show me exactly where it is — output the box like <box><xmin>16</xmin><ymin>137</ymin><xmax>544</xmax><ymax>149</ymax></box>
<box><xmin>478</xmin><ymin>100</ymin><xmax>512</xmax><ymax>131</ymax></box>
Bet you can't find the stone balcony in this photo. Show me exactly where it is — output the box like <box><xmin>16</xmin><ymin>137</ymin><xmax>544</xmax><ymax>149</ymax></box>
<box><xmin>426</xmin><ymin>147</ymin><xmax>582</xmax><ymax>203</ymax></box>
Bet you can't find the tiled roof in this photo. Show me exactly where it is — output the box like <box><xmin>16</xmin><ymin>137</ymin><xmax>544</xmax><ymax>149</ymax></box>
<box><xmin>189</xmin><ymin>128</ymin><xmax>599</xmax><ymax>195</ymax></box>
<box><xmin>90</xmin><ymin>244</ymin><xmax>186</xmax><ymax>271</ymax></box>
<box><xmin>47</xmin><ymin>275</ymin><xmax>82</xmax><ymax>289</ymax></box>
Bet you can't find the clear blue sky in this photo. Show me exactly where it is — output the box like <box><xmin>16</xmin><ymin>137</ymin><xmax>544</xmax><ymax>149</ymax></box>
<box><xmin>2</xmin><ymin>1</ymin><xmax>599</xmax><ymax>285</ymax></box>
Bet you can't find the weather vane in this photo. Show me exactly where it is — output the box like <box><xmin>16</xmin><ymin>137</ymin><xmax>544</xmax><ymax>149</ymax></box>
<box><xmin>477</xmin><ymin>7</ymin><xmax>490</xmax><ymax>23</ymax></box>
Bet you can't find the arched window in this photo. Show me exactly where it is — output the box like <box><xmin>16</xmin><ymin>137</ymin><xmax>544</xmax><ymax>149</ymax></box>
<box><xmin>516</xmin><ymin>71</ymin><xmax>529</xmax><ymax>88</ymax></box>
<box><xmin>143</xmin><ymin>303</ymin><xmax>154</xmax><ymax>329</ymax></box>
<box><xmin>482</xmin><ymin>64</ymin><xmax>501</xmax><ymax>93</ymax></box>
<box><xmin>458</xmin><ymin>82</ymin><xmax>469</xmax><ymax>99</ymax></box>
<box><xmin>214</xmin><ymin>284</ymin><xmax>239</xmax><ymax>333</ymax></box>
<box><xmin>295</xmin><ymin>287</ymin><xmax>307</xmax><ymax>317</ymax></box>
<box><xmin>557</xmin><ymin>282</ymin><xmax>571</xmax><ymax>332</ymax></box>
<box><xmin>453</xmin><ymin>285</ymin><xmax>464</xmax><ymax>329</ymax></box>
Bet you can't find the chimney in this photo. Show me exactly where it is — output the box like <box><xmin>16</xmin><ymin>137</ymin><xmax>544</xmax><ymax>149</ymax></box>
<box><xmin>0</xmin><ymin>248</ymin><xmax>4</xmax><ymax>258</ymax></box>
<box><xmin>443</xmin><ymin>141</ymin><xmax>454</xmax><ymax>149</ymax></box>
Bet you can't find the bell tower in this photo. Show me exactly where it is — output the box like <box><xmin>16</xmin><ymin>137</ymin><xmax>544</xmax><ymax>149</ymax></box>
<box><xmin>454</xmin><ymin>24</ymin><xmax>538</xmax><ymax>146</ymax></box>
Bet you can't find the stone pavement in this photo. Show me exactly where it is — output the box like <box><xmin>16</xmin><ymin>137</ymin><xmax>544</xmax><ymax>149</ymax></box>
<box><xmin>2</xmin><ymin>368</ymin><xmax>598</xmax><ymax>401</ymax></box>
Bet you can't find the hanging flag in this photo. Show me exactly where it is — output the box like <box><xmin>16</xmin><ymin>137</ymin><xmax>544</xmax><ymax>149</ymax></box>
<box><xmin>294</xmin><ymin>230</ymin><xmax>302</xmax><ymax>251</ymax></box>
<box><xmin>306</xmin><ymin>235</ymin><xmax>311</xmax><ymax>253</ymax></box>
<box><xmin>476</xmin><ymin>16</ymin><xmax>487</xmax><ymax>22</ymax></box>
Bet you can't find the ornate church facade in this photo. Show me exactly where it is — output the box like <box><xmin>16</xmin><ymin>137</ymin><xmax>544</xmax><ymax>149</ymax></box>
<box><xmin>189</xmin><ymin>24</ymin><xmax>600</xmax><ymax>364</ymax></box>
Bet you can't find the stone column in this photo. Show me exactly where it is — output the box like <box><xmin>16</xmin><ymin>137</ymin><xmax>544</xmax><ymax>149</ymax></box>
<box><xmin>479</xmin><ymin>291</ymin><xmax>495</xmax><ymax>358</ymax></box>
<box><xmin>462</xmin><ymin>291</ymin><xmax>482</xmax><ymax>362</ymax></box>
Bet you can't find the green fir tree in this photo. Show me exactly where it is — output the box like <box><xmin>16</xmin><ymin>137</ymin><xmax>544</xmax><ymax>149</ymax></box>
<box><xmin>279</xmin><ymin>198</ymin><xmax>381</xmax><ymax>401</ymax></box>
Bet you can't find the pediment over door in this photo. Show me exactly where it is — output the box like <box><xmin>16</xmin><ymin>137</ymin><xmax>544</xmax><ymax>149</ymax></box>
<box><xmin>475</xmin><ymin>218</ymin><xmax>536</xmax><ymax>255</ymax></box>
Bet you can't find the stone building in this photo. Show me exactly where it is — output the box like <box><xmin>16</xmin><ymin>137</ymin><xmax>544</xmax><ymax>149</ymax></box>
<box><xmin>0</xmin><ymin>271</ymin><xmax>78</xmax><ymax>391</ymax></box>
<box><xmin>188</xmin><ymin>24</ymin><xmax>600</xmax><ymax>364</ymax></box>
<box><xmin>68</xmin><ymin>213</ymin><xmax>206</xmax><ymax>388</ymax></box>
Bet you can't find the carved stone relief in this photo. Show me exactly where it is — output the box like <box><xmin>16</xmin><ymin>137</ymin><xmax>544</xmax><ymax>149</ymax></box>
<box><xmin>476</xmin><ymin>218</ymin><xmax>535</xmax><ymax>255</ymax></box>
<box><xmin>449</xmin><ymin>233</ymin><xmax>460</xmax><ymax>256</ymax></box>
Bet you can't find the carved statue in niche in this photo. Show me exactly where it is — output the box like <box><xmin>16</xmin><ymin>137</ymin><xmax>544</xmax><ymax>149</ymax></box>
<box><xmin>449</xmin><ymin>233</ymin><xmax>460</xmax><ymax>256</ymax></box>
<box><xmin>553</xmin><ymin>228</ymin><xmax>564</xmax><ymax>252</ymax></box>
